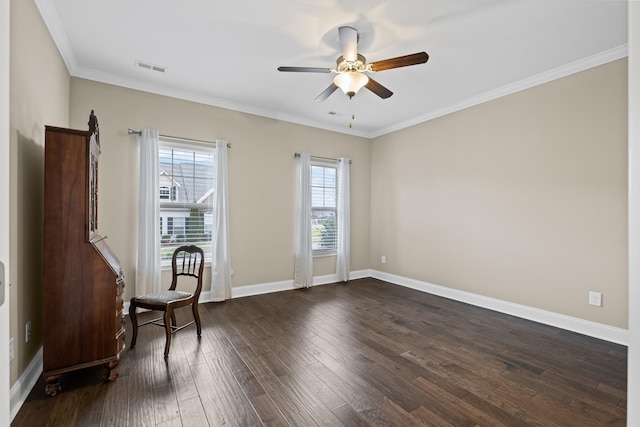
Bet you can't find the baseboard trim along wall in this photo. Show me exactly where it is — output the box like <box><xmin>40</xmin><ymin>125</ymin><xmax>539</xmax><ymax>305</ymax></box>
<box><xmin>371</xmin><ymin>270</ymin><xmax>629</xmax><ymax>346</ymax></box>
<box><xmin>122</xmin><ymin>269</ymin><xmax>372</xmax><ymax>314</ymax></box>
<box><xmin>10</xmin><ymin>347</ymin><xmax>42</xmax><ymax>422</ymax></box>
<box><xmin>13</xmin><ymin>269</ymin><xmax>628</xmax><ymax>421</ymax></box>
<box><xmin>229</xmin><ymin>269</ymin><xmax>372</xmax><ymax>299</ymax></box>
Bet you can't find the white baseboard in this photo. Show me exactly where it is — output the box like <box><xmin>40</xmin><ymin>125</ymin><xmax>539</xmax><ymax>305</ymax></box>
<box><xmin>10</xmin><ymin>347</ymin><xmax>42</xmax><ymax>422</ymax></box>
<box><xmin>13</xmin><ymin>268</ymin><xmax>628</xmax><ymax>420</ymax></box>
<box><xmin>371</xmin><ymin>270</ymin><xmax>629</xmax><ymax>346</ymax></box>
<box><xmin>123</xmin><ymin>269</ymin><xmax>371</xmax><ymax>311</ymax></box>
<box><xmin>228</xmin><ymin>269</ymin><xmax>371</xmax><ymax>299</ymax></box>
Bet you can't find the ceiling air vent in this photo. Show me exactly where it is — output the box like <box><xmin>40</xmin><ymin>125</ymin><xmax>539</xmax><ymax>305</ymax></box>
<box><xmin>135</xmin><ymin>60</ymin><xmax>167</xmax><ymax>73</ymax></box>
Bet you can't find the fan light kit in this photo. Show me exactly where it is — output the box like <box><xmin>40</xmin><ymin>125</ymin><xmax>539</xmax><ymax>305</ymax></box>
<box><xmin>278</xmin><ymin>26</ymin><xmax>429</xmax><ymax>102</ymax></box>
<box><xmin>334</xmin><ymin>71</ymin><xmax>369</xmax><ymax>98</ymax></box>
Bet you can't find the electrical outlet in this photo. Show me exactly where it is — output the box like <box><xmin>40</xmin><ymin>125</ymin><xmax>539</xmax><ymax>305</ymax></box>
<box><xmin>25</xmin><ymin>320</ymin><xmax>32</xmax><ymax>343</ymax></box>
<box><xmin>9</xmin><ymin>337</ymin><xmax>14</xmax><ymax>361</ymax></box>
<box><xmin>589</xmin><ymin>291</ymin><xmax>602</xmax><ymax>307</ymax></box>
<box><xmin>381</xmin><ymin>255</ymin><xmax>386</xmax><ymax>264</ymax></box>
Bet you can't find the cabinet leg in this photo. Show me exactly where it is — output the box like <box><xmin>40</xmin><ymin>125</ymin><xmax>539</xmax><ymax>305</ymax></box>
<box><xmin>45</xmin><ymin>375</ymin><xmax>62</xmax><ymax>397</ymax></box>
<box><xmin>103</xmin><ymin>360</ymin><xmax>120</xmax><ymax>382</ymax></box>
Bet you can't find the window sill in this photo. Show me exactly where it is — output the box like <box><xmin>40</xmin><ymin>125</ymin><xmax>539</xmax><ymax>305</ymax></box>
<box><xmin>313</xmin><ymin>251</ymin><xmax>337</xmax><ymax>258</ymax></box>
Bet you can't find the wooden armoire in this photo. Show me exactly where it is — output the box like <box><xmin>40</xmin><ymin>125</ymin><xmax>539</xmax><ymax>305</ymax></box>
<box><xmin>43</xmin><ymin>123</ymin><xmax>125</xmax><ymax>396</ymax></box>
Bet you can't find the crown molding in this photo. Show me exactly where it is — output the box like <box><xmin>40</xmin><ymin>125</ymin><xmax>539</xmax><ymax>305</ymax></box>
<box><xmin>371</xmin><ymin>44</ymin><xmax>628</xmax><ymax>138</ymax></box>
<box><xmin>34</xmin><ymin>0</ymin><xmax>78</xmax><ymax>73</ymax></box>
<box><xmin>71</xmin><ymin>43</ymin><xmax>628</xmax><ymax>140</ymax></box>
<box><xmin>69</xmin><ymin>64</ymin><xmax>373</xmax><ymax>139</ymax></box>
<box><xmin>35</xmin><ymin>0</ymin><xmax>627</xmax><ymax>140</ymax></box>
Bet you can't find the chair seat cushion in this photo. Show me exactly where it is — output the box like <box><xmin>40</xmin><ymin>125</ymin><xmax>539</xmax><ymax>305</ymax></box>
<box><xmin>135</xmin><ymin>290</ymin><xmax>192</xmax><ymax>304</ymax></box>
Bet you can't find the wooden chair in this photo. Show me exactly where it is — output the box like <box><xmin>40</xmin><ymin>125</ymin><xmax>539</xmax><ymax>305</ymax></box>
<box><xmin>129</xmin><ymin>245</ymin><xmax>204</xmax><ymax>358</ymax></box>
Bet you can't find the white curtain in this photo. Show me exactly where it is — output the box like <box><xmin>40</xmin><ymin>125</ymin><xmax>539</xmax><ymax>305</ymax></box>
<box><xmin>294</xmin><ymin>153</ymin><xmax>313</xmax><ymax>288</ymax></box>
<box><xmin>211</xmin><ymin>139</ymin><xmax>233</xmax><ymax>301</ymax></box>
<box><xmin>136</xmin><ymin>129</ymin><xmax>161</xmax><ymax>295</ymax></box>
<box><xmin>336</xmin><ymin>157</ymin><xmax>351</xmax><ymax>282</ymax></box>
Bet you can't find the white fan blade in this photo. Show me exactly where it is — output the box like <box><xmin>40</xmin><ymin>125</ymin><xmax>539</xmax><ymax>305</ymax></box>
<box><xmin>338</xmin><ymin>26</ymin><xmax>358</xmax><ymax>62</ymax></box>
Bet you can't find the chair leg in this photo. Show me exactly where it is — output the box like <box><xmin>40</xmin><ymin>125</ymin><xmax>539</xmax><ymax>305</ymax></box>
<box><xmin>170</xmin><ymin>312</ymin><xmax>177</xmax><ymax>328</ymax></box>
<box><xmin>163</xmin><ymin>309</ymin><xmax>173</xmax><ymax>358</ymax></box>
<box><xmin>129</xmin><ymin>299</ymin><xmax>138</xmax><ymax>348</ymax></box>
<box><xmin>192</xmin><ymin>302</ymin><xmax>202</xmax><ymax>337</ymax></box>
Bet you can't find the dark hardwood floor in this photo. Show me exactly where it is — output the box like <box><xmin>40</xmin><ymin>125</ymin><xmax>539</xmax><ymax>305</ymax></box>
<box><xmin>12</xmin><ymin>278</ymin><xmax>627</xmax><ymax>426</ymax></box>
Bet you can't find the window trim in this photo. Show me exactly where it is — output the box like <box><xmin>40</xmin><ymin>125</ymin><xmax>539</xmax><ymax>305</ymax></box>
<box><xmin>158</xmin><ymin>140</ymin><xmax>215</xmax><ymax>268</ymax></box>
<box><xmin>310</xmin><ymin>161</ymin><xmax>338</xmax><ymax>257</ymax></box>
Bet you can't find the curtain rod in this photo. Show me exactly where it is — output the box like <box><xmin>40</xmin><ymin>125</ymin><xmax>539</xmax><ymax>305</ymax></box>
<box><xmin>294</xmin><ymin>153</ymin><xmax>351</xmax><ymax>164</ymax></box>
<box><xmin>127</xmin><ymin>129</ymin><xmax>230</xmax><ymax>148</ymax></box>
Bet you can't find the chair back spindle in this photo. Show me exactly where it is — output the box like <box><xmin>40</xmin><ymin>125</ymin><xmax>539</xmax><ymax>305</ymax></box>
<box><xmin>176</xmin><ymin>251</ymin><xmax>200</xmax><ymax>277</ymax></box>
<box><xmin>170</xmin><ymin>246</ymin><xmax>204</xmax><ymax>299</ymax></box>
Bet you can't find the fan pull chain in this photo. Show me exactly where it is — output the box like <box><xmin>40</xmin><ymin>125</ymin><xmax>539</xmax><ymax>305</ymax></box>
<box><xmin>349</xmin><ymin>99</ymin><xmax>356</xmax><ymax>128</ymax></box>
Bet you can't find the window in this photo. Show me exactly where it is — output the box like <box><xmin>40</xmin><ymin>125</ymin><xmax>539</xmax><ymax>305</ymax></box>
<box><xmin>311</xmin><ymin>163</ymin><xmax>337</xmax><ymax>254</ymax></box>
<box><xmin>158</xmin><ymin>142</ymin><xmax>215</xmax><ymax>263</ymax></box>
<box><xmin>159</xmin><ymin>185</ymin><xmax>177</xmax><ymax>201</ymax></box>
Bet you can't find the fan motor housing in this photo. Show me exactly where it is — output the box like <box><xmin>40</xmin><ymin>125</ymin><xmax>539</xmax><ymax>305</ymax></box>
<box><xmin>336</xmin><ymin>54</ymin><xmax>367</xmax><ymax>73</ymax></box>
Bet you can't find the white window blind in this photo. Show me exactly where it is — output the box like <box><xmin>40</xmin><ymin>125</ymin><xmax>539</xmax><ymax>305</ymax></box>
<box><xmin>311</xmin><ymin>163</ymin><xmax>337</xmax><ymax>253</ymax></box>
<box><xmin>158</xmin><ymin>142</ymin><xmax>215</xmax><ymax>263</ymax></box>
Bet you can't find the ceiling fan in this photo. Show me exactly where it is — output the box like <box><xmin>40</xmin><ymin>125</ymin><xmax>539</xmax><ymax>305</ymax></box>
<box><xmin>278</xmin><ymin>26</ymin><xmax>429</xmax><ymax>102</ymax></box>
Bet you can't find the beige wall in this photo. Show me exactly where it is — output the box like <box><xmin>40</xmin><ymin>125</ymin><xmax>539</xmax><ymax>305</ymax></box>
<box><xmin>68</xmin><ymin>78</ymin><xmax>372</xmax><ymax>301</ymax></box>
<box><xmin>371</xmin><ymin>59</ymin><xmax>628</xmax><ymax>328</ymax></box>
<box><xmin>9</xmin><ymin>0</ymin><xmax>70</xmax><ymax>384</ymax></box>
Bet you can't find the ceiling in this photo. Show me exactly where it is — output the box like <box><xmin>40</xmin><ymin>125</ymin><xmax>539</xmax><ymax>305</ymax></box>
<box><xmin>35</xmin><ymin>0</ymin><xmax>628</xmax><ymax>139</ymax></box>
